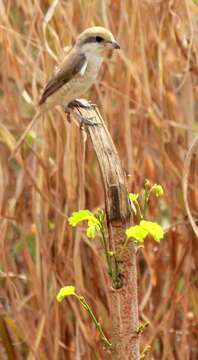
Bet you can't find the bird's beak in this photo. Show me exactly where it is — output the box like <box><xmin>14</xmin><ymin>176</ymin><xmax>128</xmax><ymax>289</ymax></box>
<box><xmin>106</xmin><ymin>40</ymin><xmax>120</xmax><ymax>49</ymax></box>
<box><xmin>111</xmin><ymin>41</ymin><xmax>120</xmax><ymax>49</ymax></box>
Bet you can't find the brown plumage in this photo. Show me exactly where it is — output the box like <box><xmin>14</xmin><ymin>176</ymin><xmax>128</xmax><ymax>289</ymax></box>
<box><xmin>39</xmin><ymin>51</ymin><xmax>86</xmax><ymax>105</ymax></box>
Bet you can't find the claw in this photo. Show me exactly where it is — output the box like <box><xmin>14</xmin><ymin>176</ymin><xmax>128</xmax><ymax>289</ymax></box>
<box><xmin>80</xmin><ymin>116</ymin><xmax>98</xmax><ymax>126</ymax></box>
<box><xmin>80</xmin><ymin>117</ymin><xmax>97</xmax><ymax>129</ymax></box>
<box><xmin>63</xmin><ymin>105</ymin><xmax>98</xmax><ymax>126</ymax></box>
<box><xmin>68</xmin><ymin>99</ymin><xmax>98</xmax><ymax>109</ymax></box>
<box><xmin>87</xmin><ymin>102</ymin><xmax>98</xmax><ymax>108</ymax></box>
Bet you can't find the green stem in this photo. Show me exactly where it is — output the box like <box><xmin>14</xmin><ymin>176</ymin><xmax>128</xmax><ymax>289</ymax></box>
<box><xmin>142</xmin><ymin>190</ymin><xmax>150</xmax><ymax>220</ymax></box>
<box><xmin>134</xmin><ymin>199</ymin><xmax>143</xmax><ymax>220</ymax></box>
<box><xmin>97</xmin><ymin>215</ymin><xmax>121</xmax><ymax>288</ymax></box>
<box><xmin>99</xmin><ymin>224</ymin><xmax>113</xmax><ymax>276</ymax></box>
<box><xmin>76</xmin><ymin>295</ymin><xmax>112</xmax><ymax>348</ymax></box>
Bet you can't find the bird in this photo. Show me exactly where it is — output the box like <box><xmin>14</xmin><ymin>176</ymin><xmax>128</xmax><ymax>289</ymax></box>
<box><xmin>10</xmin><ymin>26</ymin><xmax>120</xmax><ymax>159</ymax></box>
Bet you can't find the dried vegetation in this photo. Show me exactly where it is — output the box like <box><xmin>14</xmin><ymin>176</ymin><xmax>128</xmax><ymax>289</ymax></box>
<box><xmin>0</xmin><ymin>0</ymin><xmax>198</xmax><ymax>359</ymax></box>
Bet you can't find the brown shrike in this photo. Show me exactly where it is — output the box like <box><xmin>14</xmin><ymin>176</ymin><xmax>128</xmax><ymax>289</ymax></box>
<box><xmin>11</xmin><ymin>26</ymin><xmax>120</xmax><ymax>158</ymax></box>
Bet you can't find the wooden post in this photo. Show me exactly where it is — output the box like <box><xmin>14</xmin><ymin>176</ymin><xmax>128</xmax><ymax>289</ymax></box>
<box><xmin>75</xmin><ymin>103</ymin><xmax>140</xmax><ymax>359</ymax></box>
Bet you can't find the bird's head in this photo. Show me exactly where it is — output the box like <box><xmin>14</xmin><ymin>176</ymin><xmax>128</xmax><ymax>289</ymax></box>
<box><xmin>75</xmin><ymin>26</ymin><xmax>120</xmax><ymax>56</ymax></box>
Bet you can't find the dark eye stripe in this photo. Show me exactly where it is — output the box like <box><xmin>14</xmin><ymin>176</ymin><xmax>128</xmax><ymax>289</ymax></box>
<box><xmin>82</xmin><ymin>36</ymin><xmax>104</xmax><ymax>45</ymax></box>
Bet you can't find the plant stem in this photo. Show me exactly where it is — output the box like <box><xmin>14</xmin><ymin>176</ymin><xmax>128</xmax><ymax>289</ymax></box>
<box><xmin>76</xmin><ymin>295</ymin><xmax>112</xmax><ymax>348</ymax></box>
<box><xmin>142</xmin><ymin>189</ymin><xmax>150</xmax><ymax>220</ymax></box>
<box><xmin>134</xmin><ymin>199</ymin><xmax>143</xmax><ymax>220</ymax></box>
<box><xmin>99</xmin><ymin>224</ymin><xmax>113</xmax><ymax>277</ymax></box>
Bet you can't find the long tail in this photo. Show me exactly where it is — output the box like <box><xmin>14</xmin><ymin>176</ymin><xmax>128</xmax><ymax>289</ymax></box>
<box><xmin>9</xmin><ymin>110</ymin><xmax>41</xmax><ymax>160</ymax></box>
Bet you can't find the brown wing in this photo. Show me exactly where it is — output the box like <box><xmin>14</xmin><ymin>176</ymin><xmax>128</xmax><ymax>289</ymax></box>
<box><xmin>39</xmin><ymin>50</ymin><xmax>86</xmax><ymax>105</ymax></box>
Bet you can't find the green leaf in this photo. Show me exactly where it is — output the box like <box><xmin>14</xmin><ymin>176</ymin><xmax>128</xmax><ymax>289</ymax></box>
<box><xmin>129</xmin><ymin>193</ymin><xmax>139</xmax><ymax>202</ymax></box>
<box><xmin>126</xmin><ymin>221</ymin><xmax>164</xmax><ymax>243</ymax></box>
<box><xmin>87</xmin><ymin>219</ymin><xmax>99</xmax><ymax>238</ymax></box>
<box><xmin>68</xmin><ymin>210</ymin><xmax>101</xmax><ymax>239</ymax></box>
<box><xmin>26</xmin><ymin>131</ymin><xmax>36</xmax><ymax>143</ymax></box>
<box><xmin>68</xmin><ymin>210</ymin><xmax>95</xmax><ymax>226</ymax></box>
<box><xmin>177</xmin><ymin>277</ymin><xmax>185</xmax><ymax>292</ymax></box>
<box><xmin>56</xmin><ymin>286</ymin><xmax>76</xmax><ymax>302</ymax></box>
<box><xmin>48</xmin><ymin>220</ymin><xmax>55</xmax><ymax>231</ymax></box>
<box><xmin>12</xmin><ymin>234</ymin><xmax>36</xmax><ymax>259</ymax></box>
<box><xmin>87</xmin><ymin>224</ymin><xmax>96</xmax><ymax>238</ymax></box>
<box><xmin>126</xmin><ymin>225</ymin><xmax>148</xmax><ymax>242</ymax></box>
<box><xmin>151</xmin><ymin>184</ymin><xmax>164</xmax><ymax>197</ymax></box>
<box><xmin>87</xmin><ymin>217</ymin><xmax>101</xmax><ymax>238</ymax></box>
<box><xmin>26</xmin><ymin>234</ymin><xmax>36</xmax><ymax>259</ymax></box>
<box><xmin>140</xmin><ymin>221</ymin><xmax>164</xmax><ymax>242</ymax></box>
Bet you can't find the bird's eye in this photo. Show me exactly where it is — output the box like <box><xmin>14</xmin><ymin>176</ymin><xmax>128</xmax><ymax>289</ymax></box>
<box><xmin>95</xmin><ymin>36</ymin><xmax>104</xmax><ymax>43</ymax></box>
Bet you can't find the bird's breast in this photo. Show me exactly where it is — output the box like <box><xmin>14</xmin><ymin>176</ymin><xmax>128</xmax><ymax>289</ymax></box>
<box><xmin>85</xmin><ymin>54</ymin><xmax>103</xmax><ymax>79</ymax></box>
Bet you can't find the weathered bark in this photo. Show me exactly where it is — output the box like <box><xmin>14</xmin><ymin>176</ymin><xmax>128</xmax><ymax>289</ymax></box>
<box><xmin>75</xmin><ymin>104</ymin><xmax>140</xmax><ymax>359</ymax></box>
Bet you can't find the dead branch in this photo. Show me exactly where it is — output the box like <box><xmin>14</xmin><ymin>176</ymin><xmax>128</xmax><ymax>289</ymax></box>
<box><xmin>74</xmin><ymin>103</ymin><xmax>140</xmax><ymax>360</ymax></box>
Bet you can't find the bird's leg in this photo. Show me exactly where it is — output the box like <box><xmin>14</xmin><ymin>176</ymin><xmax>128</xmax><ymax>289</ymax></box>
<box><xmin>68</xmin><ymin>99</ymin><xmax>99</xmax><ymax>109</ymax></box>
<box><xmin>63</xmin><ymin>104</ymin><xmax>98</xmax><ymax>126</ymax></box>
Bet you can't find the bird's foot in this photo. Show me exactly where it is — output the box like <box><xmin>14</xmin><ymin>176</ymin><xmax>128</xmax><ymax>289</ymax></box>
<box><xmin>79</xmin><ymin>116</ymin><xmax>97</xmax><ymax>128</ymax></box>
<box><xmin>68</xmin><ymin>99</ymin><xmax>98</xmax><ymax>109</ymax></box>
<box><xmin>63</xmin><ymin>105</ymin><xmax>98</xmax><ymax>126</ymax></box>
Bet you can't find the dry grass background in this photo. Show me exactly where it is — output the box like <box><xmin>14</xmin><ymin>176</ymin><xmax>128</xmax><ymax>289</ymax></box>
<box><xmin>0</xmin><ymin>0</ymin><xmax>198</xmax><ymax>359</ymax></box>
